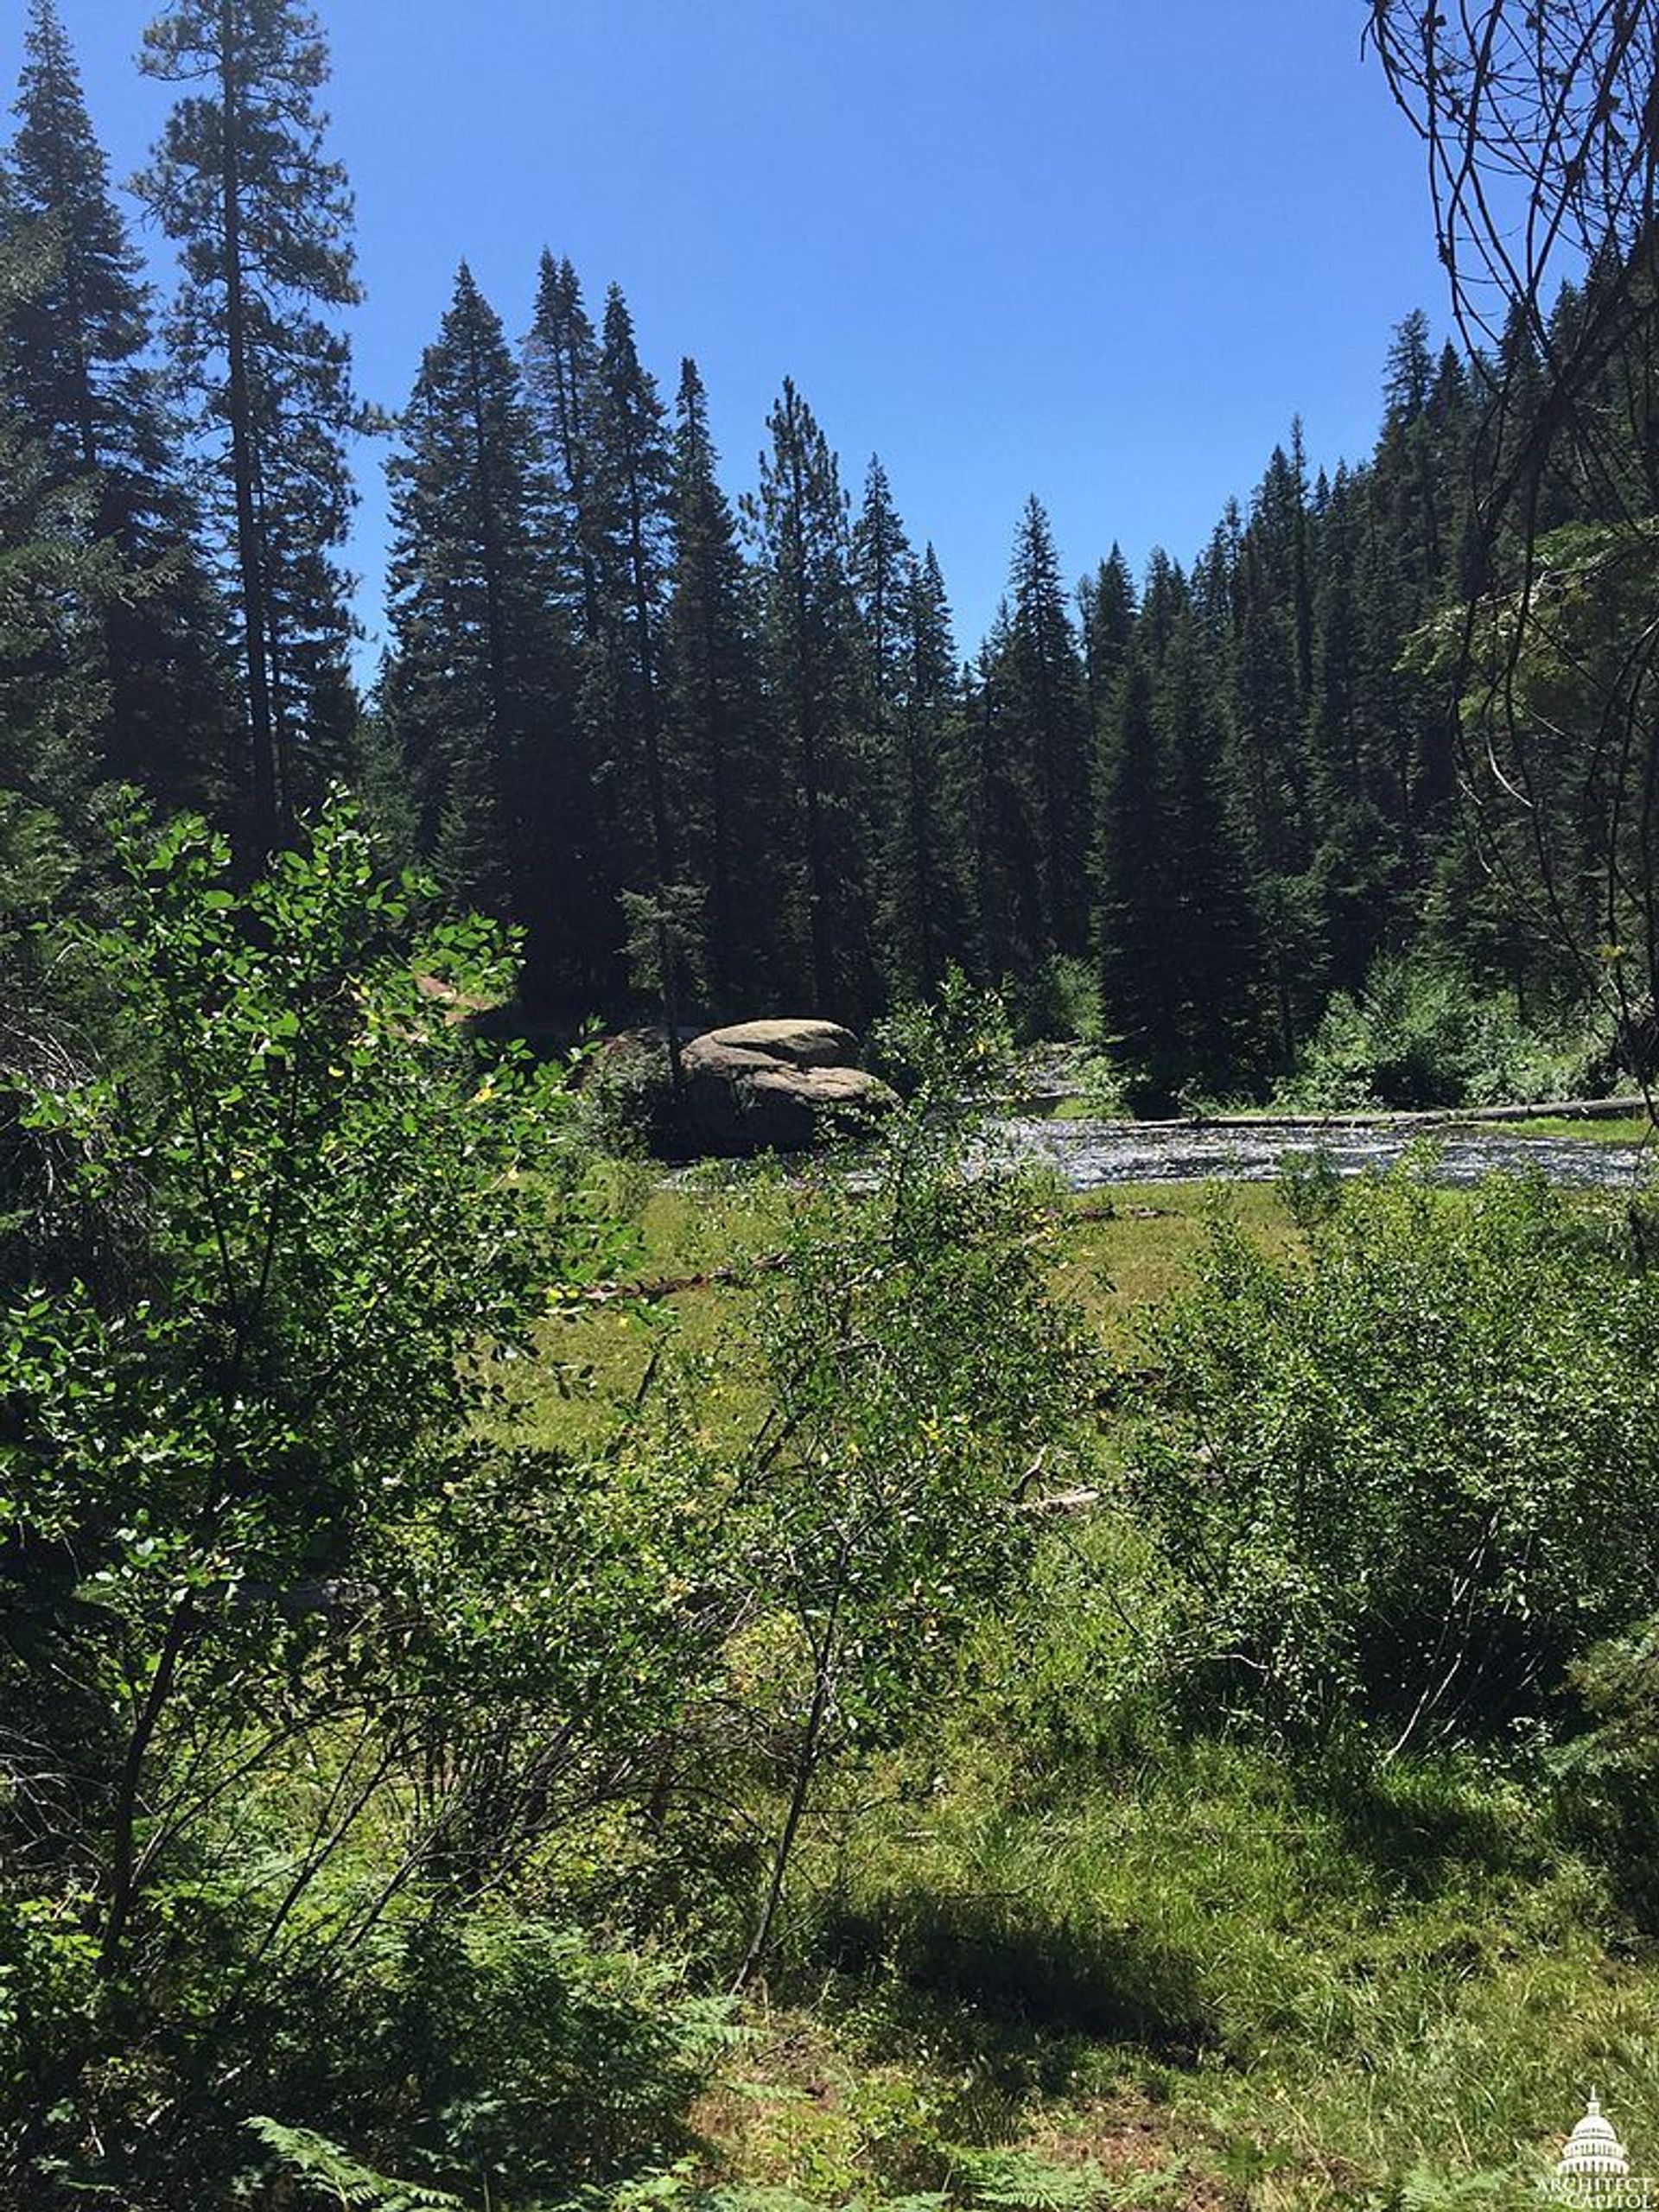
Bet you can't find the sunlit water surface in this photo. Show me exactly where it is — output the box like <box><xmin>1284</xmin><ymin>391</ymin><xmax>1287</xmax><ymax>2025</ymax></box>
<box><xmin>984</xmin><ymin>1116</ymin><xmax>1651</xmax><ymax>1191</ymax></box>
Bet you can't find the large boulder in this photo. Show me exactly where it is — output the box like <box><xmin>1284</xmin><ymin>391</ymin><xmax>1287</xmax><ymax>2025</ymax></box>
<box><xmin>696</xmin><ymin>1019</ymin><xmax>861</xmax><ymax>1070</ymax></box>
<box><xmin>680</xmin><ymin>1021</ymin><xmax>895</xmax><ymax>1154</ymax></box>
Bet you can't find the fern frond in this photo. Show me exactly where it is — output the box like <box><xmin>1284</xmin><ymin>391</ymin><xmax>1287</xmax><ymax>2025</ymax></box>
<box><xmin>946</xmin><ymin>2146</ymin><xmax>1107</xmax><ymax>2212</ymax></box>
<box><xmin>245</xmin><ymin>2116</ymin><xmax>469</xmax><ymax>2212</ymax></box>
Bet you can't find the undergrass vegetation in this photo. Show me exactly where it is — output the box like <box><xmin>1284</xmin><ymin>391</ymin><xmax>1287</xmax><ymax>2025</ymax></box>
<box><xmin>476</xmin><ymin>1166</ymin><xmax>1659</xmax><ymax>2212</ymax></box>
<box><xmin>1271</xmin><ymin>956</ymin><xmax>1611</xmax><ymax>1113</ymax></box>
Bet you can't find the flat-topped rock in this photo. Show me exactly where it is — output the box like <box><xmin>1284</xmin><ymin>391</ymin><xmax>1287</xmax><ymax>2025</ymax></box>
<box><xmin>681</xmin><ymin>1036</ymin><xmax>787</xmax><ymax>1082</ymax></box>
<box><xmin>680</xmin><ymin>1018</ymin><xmax>895</xmax><ymax>1152</ymax></box>
<box><xmin>699</xmin><ymin>1019</ymin><xmax>861</xmax><ymax>1070</ymax></box>
<box><xmin>746</xmin><ymin>1064</ymin><xmax>893</xmax><ymax>1109</ymax></box>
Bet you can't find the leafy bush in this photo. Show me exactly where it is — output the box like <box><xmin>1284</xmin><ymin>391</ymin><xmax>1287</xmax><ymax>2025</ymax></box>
<box><xmin>1007</xmin><ymin>957</ymin><xmax>1102</xmax><ymax>1048</ymax></box>
<box><xmin>1273</xmin><ymin>1144</ymin><xmax>1344</xmax><ymax>1229</ymax></box>
<box><xmin>1283</xmin><ymin>954</ymin><xmax>1605</xmax><ymax>1109</ymax></box>
<box><xmin>1126</xmin><ymin>1166</ymin><xmax>1659</xmax><ymax>1747</ymax></box>
<box><xmin>726</xmin><ymin>982</ymin><xmax>1096</xmax><ymax>1980</ymax></box>
<box><xmin>1069</xmin><ymin>1052</ymin><xmax>1134</xmax><ymax>1117</ymax></box>
<box><xmin>1554</xmin><ymin>1617</ymin><xmax>1659</xmax><ymax>1923</ymax></box>
<box><xmin>251</xmin><ymin>1922</ymin><xmax>739</xmax><ymax>2205</ymax></box>
<box><xmin>582</xmin><ymin>1026</ymin><xmax>681</xmax><ymax>1155</ymax></box>
<box><xmin>0</xmin><ymin>807</ymin><xmax>630</xmax><ymax>2203</ymax></box>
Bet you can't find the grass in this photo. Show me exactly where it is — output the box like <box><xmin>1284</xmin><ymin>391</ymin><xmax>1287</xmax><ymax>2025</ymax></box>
<box><xmin>1461</xmin><ymin>1113</ymin><xmax>1655</xmax><ymax>1145</ymax></box>
<box><xmin>672</xmin><ymin>1719</ymin><xmax>1659</xmax><ymax>2211</ymax></box>
<box><xmin>520</xmin><ymin>1174</ymin><xmax>1294</xmax><ymax>1406</ymax></box>
<box><xmin>503</xmin><ymin>1176</ymin><xmax>797</xmax><ymax>1452</ymax></box>
<box><xmin>1053</xmin><ymin>1185</ymin><xmax>1293</xmax><ymax>1350</ymax></box>
<box><xmin>506</xmin><ymin>1166</ymin><xmax>1659</xmax><ymax>2212</ymax></box>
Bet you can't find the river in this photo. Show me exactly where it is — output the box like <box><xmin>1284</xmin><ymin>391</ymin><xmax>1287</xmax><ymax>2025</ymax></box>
<box><xmin>983</xmin><ymin>1115</ymin><xmax>1653</xmax><ymax>1191</ymax></box>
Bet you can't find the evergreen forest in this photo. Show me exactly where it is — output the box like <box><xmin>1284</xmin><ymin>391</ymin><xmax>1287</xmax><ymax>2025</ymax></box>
<box><xmin>4</xmin><ymin>0</ymin><xmax>1658</xmax><ymax>1106</ymax></box>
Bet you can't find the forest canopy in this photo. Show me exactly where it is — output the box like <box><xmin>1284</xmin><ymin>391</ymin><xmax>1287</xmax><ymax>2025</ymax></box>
<box><xmin>5</xmin><ymin>0</ymin><xmax>1658</xmax><ymax>1112</ymax></box>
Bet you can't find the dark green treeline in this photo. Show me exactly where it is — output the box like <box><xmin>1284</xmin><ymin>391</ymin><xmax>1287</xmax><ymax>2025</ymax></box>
<box><xmin>2</xmin><ymin>0</ymin><xmax>1640</xmax><ymax>1096</ymax></box>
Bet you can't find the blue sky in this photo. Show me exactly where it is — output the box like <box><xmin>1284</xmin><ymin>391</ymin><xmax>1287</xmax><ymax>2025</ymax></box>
<box><xmin>12</xmin><ymin>1</ymin><xmax>1452</xmax><ymax>666</ymax></box>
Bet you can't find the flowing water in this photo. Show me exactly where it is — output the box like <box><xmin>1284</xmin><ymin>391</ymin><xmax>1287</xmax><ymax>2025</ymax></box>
<box><xmin>983</xmin><ymin>1115</ymin><xmax>1652</xmax><ymax>1192</ymax></box>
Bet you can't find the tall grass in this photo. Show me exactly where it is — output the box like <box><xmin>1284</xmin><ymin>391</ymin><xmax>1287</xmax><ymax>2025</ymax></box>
<box><xmin>770</xmin><ymin>1726</ymin><xmax>1659</xmax><ymax>2208</ymax></box>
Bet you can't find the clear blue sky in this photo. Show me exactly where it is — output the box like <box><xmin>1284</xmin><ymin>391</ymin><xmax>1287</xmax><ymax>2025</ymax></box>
<box><xmin>14</xmin><ymin>0</ymin><xmax>1451</xmax><ymax>667</ymax></box>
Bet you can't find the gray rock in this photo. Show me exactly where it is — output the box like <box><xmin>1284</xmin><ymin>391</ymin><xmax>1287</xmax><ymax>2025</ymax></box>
<box><xmin>680</xmin><ymin>1020</ymin><xmax>896</xmax><ymax>1153</ymax></box>
<box><xmin>680</xmin><ymin>1036</ymin><xmax>785</xmax><ymax>1083</ymax></box>
<box><xmin>700</xmin><ymin>1019</ymin><xmax>861</xmax><ymax>1070</ymax></box>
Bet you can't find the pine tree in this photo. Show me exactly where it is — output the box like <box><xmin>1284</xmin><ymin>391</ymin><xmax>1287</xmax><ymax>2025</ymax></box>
<box><xmin>1002</xmin><ymin>496</ymin><xmax>1090</xmax><ymax>957</ymax></box>
<box><xmin>880</xmin><ymin>543</ymin><xmax>972</xmax><ymax>996</ymax></box>
<box><xmin>3</xmin><ymin>0</ymin><xmax>226</xmax><ymax>807</ymax></box>
<box><xmin>970</xmin><ymin>601</ymin><xmax>1046</xmax><ymax>987</ymax></box>
<box><xmin>666</xmin><ymin>355</ymin><xmax>785</xmax><ymax>1011</ymax></box>
<box><xmin>1156</xmin><ymin>605</ymin><xmax>1262</xmax><ymax>1086</ymax></box>
<box><xmin>0</xmin><ymin>266</ymin><xmax>112</xmax><ymax>924</ymax></box>
<box><xmin>381</xmin><ymin>264</ymin><xmax>575</xmax><ymax>940</ymax></box>
<box><xmin>1096</xmin><ymin>579</ymin><xmax>1260</xmax><ymax>1102</ymax></box>
<box><xmin>1192</xmin><ymin>500</ymin><xmax>1242</xmax><ymax>645</ymax></box>
<box><xmin>1077</xmin><ymin>543</ymin><xmax>1135</xmax><ymax>741</ymax></box>
<box><xmin>521</xmin><ymin>252</ymin><xmax>627</xmax><ymax>1001</ymax></box>
<box><xmin>851</xmin><ymin>454</ymin><xmax>912</xmax><ymax>748</ymax></box>
<box><xmin>1096</xmin><ymin>647</ymin><xmax>1178</xmax><ymax>1097</ymax></box>
<box><xmin>852</xmin><ymin>455</ymin><xmax>965</xmax><ymax>996</ymax></box>
<box><xmin>1230</xmin><ymin>436</ymin><xmax>1319</xmax><ymax>1060</ymax></box>
<box><xmin>137</xmin><ymin>0</ymin><xmax>363</xmax><ymax>849</ymax></box>
<box><xmin>524</xmin><ymin>249</ymin><xmax>602</xmax><ymax>644</ymax></box>
<box><xmin>588</xmin><ymin>283</ymin><xmax>690</xmax><ymax>1079</ymax></box>
<box><xmin>1306</xmin><ymin>461</ymin><xmax>1394</xmax><ymax>995</ymax></box>
<box><xmin>744</xmin><ymin>378</ymin><xmax>867</xmax><ymax>1016</ymax></box>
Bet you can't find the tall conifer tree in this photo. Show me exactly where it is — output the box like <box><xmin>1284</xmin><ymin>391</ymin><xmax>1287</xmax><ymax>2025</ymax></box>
<box><xmin>524</xmin><ymin>250</ymin><xmax>603</xmax><ymax>645</ymax></box>
<box><xmin>522</xmin><ymin>252</ymin><xmax>630</xmax><ymax>999</ymax></box>
<box><xmin>1157</xmin><ymin>604</ymin><xmax>1262</xmax><ymax>1085</ymax></box>
<box><xmin>1077</xmin><ymin>544</ymin><xmax>1135</xmax><ymax>743</ymax></box>
<box><xmin>1230</xmin><ymin>436</ymin><xmax>1319</xmax><ymax>1058</ymax></box>
<box><xmin>381</xmin><ymin>264</ymin><xmax>575</xmax><ymax>950</ymax></box>
<box><xmin>851</xmin><ymin>454</ymin><xmax>912</xmax><ymax>752</ymax></box>
<box><xmin>880</xmin><ymin>543</ymin><xmax>971</xmax><ymax>995</ymax></box>
<box><xmin>1307</xmin><ymin>461</ymin><xmax>1398</xmax><ymax>993</ymax></box>
<box><xmin>745</xmin><ymin>378</ymin><xmax>866</xmax><ymax>1015</ymax></box>
<box><xmin>4</xmin><ymin>0</ymin><xmax>226</xmax><ymax>807</ymax></box>
<box><xmin>589</xmin><ymin>283</ymin><xmax>690</xmax><ymax>1077</ymax></box>
<box><xmin>971</xmin><ymin>601</ymin><xmax>1046</xmax><ymax>986</ymax></box>
<box><xmin>666</xmin><ymin>356</ymin><xmax>784</xmax><ymax>1010</ymax></box>
<box><xmin>137</xmin><ymin>0</ymin><xmax>362</xmax><ymax>849</ymax></box>
<box><xmin>1003</xmin><ymin>496</ymin><xmax>1090</xmax><ymax>957</ymax></box>
<box><xmin>0</xmin><ymin>214</ymin><xmax>127</xmax><ymax>942</ymax></box>
<box><xmin>1097</xmin><ymin>647</ymin><xmax>1178</xmax><ymax>1093</ymax></box>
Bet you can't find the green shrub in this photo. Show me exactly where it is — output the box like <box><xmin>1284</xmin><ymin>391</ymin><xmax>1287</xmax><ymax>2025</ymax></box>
<box><xmin>0</xmin><ymin>809</ymin><xmax>645</xmax><ymax>2204</ymax></box>
<box><xmin>1555</xmin><ymin>1617</ymin><xmax>1659</xmax><ymax>1924</ymax></box>
<box><xmin>1274</xmin><ymin>1144</ymin><xmax>1344</xmax><ymax>1229</ymax></box>
<box><xmin>300</xmin><ymin>1921</ymin><xmax>734</xmax><ymax>2202</ymax></box>
<box><xmin>1127</xmin><ymin>1166</ymin><xmax>1659</xmax><ymax>1748</ymax></box>
<box><xmin>728</xmin><ymin>982</ymin><xmax>1095</xmax><ymax>1981</ymax></box>
<box><xmin>1283</xmin><ymin>955</ymin><xmax>1605</xmax><ymax>1109</ymax></box>
<box><xmin>1007</xmin><ymin>957</ymin><xmax>1102</xmax><ymax>1048</ymax></box>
